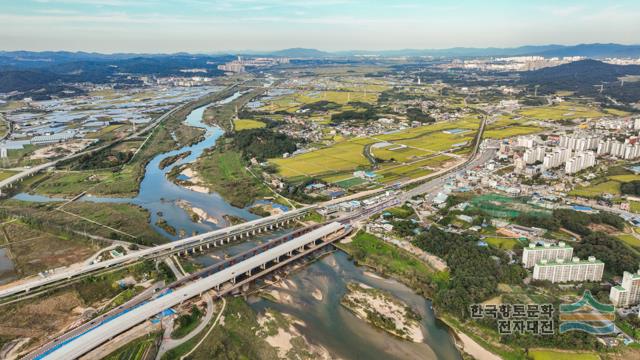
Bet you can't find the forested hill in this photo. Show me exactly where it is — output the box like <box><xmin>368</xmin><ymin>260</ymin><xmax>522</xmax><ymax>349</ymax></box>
<box><xmin>519</xmin><ymin>59</ymin><xmax>640</xmax><ymax>103</ymax></box>
<box><xmin>0</xmin><ymin>54</ymin><xmax>232</xmax><ymax>99</ymax></box>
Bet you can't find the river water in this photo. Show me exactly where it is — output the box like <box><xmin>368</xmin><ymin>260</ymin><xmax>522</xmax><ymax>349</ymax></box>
<box><xmin>12</xmin><ymin>90</ymin><xmax>462</xmax><ymax>359</ymax></box>
<box><xmin>249</xmin><ymin>251</ymin><xmax>461</xmax><ymax>360</ymax></box>
<box><xmin>0</xmin><ymin>248</ymin><xmax>16</xmax><ymax>285</ymax></box>
<box><xmin>15</xmin><ymin>91</ymin><xmax>259</xmax><ymax>240</ymax></box>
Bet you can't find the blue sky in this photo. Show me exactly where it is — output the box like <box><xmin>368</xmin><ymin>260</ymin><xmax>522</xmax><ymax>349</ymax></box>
<box><xmin>0</xmin><ymin>0</ymin><xmax>639</xmax><ymax>53</ymax></box>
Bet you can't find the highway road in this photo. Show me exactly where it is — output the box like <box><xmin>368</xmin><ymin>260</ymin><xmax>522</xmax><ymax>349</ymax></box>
<box><xmin>0</xmin><ymin>206</ymin><xmax>312</xmax><ymax>300</ymax></box>
<box><xmin>23</xmin><ymin>281</ymin><xmax>165</xmax><ymax>360</ymax></box>
<box><xmin>0</xmin><ymin>116</ymin><xmax>492</xmax><ymax>300</ymax></box>
<box><xmin>33</xmin><ymin>222</ymin><xmax>345</xmax><ymax>360</ymax></box>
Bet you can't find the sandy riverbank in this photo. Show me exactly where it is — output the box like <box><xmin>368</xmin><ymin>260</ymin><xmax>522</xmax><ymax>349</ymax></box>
<box><xmin>341</xmin><ymin>282</ymin><xmax>424</xmax><ymax>343</ymax></box>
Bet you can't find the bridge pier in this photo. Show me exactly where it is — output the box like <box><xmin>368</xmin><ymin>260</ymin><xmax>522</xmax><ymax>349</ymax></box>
<box><xmin>260</xmin><ymin>263</ymin><xmax>266</xmax><ymax>270</ymax></box>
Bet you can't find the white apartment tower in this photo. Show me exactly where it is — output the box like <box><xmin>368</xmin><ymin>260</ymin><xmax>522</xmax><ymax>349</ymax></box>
<box><xmin>609</xmin><ymin>269</ymin><xmax>640</xmax><ymax>308</ymax></box>
<box><xmin>522</xmin><ymin>242</ymin><xmax>573</xmax><ymax>268</ymax></box>
<box><xmin>533</xmin><ymin>257</ymin><xmax>604</xmax><ymax>283</ymax></box>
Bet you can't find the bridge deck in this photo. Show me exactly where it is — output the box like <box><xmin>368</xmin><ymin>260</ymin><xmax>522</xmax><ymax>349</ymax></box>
<box><xmin>36</xmin><ymin>222</ymin><xmax>344</xmax><ymax>360</ymax></box>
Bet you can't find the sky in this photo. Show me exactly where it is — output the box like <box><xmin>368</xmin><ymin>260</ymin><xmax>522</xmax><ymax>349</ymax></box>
<box><xmin>0</xmin><ymin>0</ymin><xmax>639</xmax><ymax>53</ymax></box>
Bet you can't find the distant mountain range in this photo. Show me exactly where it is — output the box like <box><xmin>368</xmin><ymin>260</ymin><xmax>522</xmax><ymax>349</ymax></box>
<box><xmin>520</xmin><ymin>59</ymin><xmax>640</xmax><ymax>103</ymax></box>
<box><xmin>3</xmin><ymin>43</ymin><xmax>640</xmax><ymax>62</ymax></box>
<box><xmin>248</xmin><ymin>43</ymin><xmax>640</xmax><ymax>58</ymax></box>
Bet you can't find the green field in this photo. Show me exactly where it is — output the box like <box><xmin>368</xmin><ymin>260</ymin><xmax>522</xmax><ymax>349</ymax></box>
<box><xmin>528</xmin><ymin>349</ymin><xmax>600</xmax><ymax>360</ymax></box>
<box><xmin>483</xmin><ymin>126</ymin><xmax>543</xmax><ymax>139</ymax></box>
<box><xmin>518</xmin><ymin>103</ymin><xmax>606</xmax><ymax>121</ymax></box>
<box><xmin>338</xmin><ymin>231</ymin><xmax>434</xmax><ymax>284</ymax></box>
<box><xmin>569</xmin><ymin>181</ymin><xmax>621</xmax><ymax>198</ymax></box>
<box><xmin>484</xmin><ymin>237</ymin><xmax>523</xmax><ymax>250</ymax></box>
<box><xmin>194</xmin><ymin>149</ymin><xmax>268</xmax><ymax>208</ymax></box>
<box><xmin>271</xmin><ymin>118</ymin><xmax>478</xmax><ymax>183</ymax></box>
<box><xmin>608</xmin><ymin>174</ymin><xmax>640</xmax><ymax>182</ymax></box>
<box><xmin>104</xmin><ymin>333</ymin><xmax>160</xmax><ymax>360</ymax></box>
<box><xmin>604</xmin><ymin>108</ymin><xmax>631</xmax><ymax>117</ymax></box>
<box><xmin>616</xmin><ymin>233</ymin><xmax>640</xmax><ymax>250</ymax></box>
<box><xmin>519</xmin><ymin>102</ymin><xmax>607</xmax><ymax>121</ymax></box>
<box><xmin>234</xmin><ymin>118</ymin><xmax>265</xmax><ymax>130</ymax></box>
<box><xmin>259</xmin><ymin>89</ymin><xmax>380</xmax><ymax>113</ymax></box>
<box><xmin>0</xmin><ymin>170</ymin><xmax>17</xmax><ymax>181</ymax></box>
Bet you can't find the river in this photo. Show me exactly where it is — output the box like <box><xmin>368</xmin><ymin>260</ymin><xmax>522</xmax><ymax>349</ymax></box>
<box><xmin>14</xmin><ymin>91</ymin><xmax>260</xmax><ymax>240</ymax></box>
<box><xmin>12</xmin><ymin>90</ymin><xmax>462</xmax><ymax>359</ymax></box>
<box><xmin>249</xmin><ymin>251</ymin><xmax>461</xmax><ymax>360</ymax></box>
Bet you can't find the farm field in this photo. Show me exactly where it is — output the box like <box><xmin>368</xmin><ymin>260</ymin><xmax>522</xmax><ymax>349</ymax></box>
<box><xmin>233</xmin><ymin>118</ymin><xmax>265</xmax><ymax>130</ymax></box>
<box><xmin>518</xmin><ymin>102</ymin><xmax>606</xmax><ymax>121</ymax></box>
<box><xmin>528</xmin><ymin>349</ymin><xmax>600</xmax><ymax>360</ymax></box>
<box><xmin>568</xmin><ymin>180</ymin><xmax>621</xmax><ymax>198</ymax></box>
<box><xmin>0</xmin><ymin>170</ymin><xmax>17</xmax><ymax>181</ymax></box>
<box><xmin>616</xmin><ymin>233</ymin><xmax>640</xmax><ymax>251</ymax></box>
<box><xmin>483</xmin><ymin>237</ymin><xmax>522</xmax><ymax>250</ymax></box>
<box><xmin>608</xmin><ymin>174</ymin><xmax>640</xmax><ymax>182</ymax></box>
<box><xmin>258</xmin><ymin>89</ymin><xmax>380</xmax><ymax>113</ymax></box>
<box><xmin>482</xmin><ymin>117</ymin><xmax>543</xmax><ymax>139</ymax></box>
<box><xmin>1</xmin><ymin>220</ymin><xmax>98</xmax><ymax>276</ymax></box>
<box><xmin>270</xmin><ymin>118</ymin><xmax>479</xmax><ymax>183</ymax></box>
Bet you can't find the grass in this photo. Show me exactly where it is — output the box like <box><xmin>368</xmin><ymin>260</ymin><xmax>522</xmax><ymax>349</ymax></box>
<box><xmin>528</xmin><ymin>349</ymin><xmax>600</xmax><ymax>360</ymax></box>
<box><xmin>483</xmin><ymin>125</ymin><xmax>543</xmax><ymax>139</ymax></box>
<box><xmin>194</xmin><ymin>148</ymin><xmax>268</xmax><ymax>208</ymax></box>
<box><xmin>484</xmin><ymin>237</ymin><xmax>522</xmax><ymax>250</ymax></box>
<box><xmin>518</xmin><ymin>102</ymin><xmax>607</xmax><ymax>121</ymax></box>
<box><xmin>271</xmin><ymin>118</ymin><xmax>478</xmax><ymax>182</ymax></box>
<box><xmin>604</xmin><ymin>108</ymin><xmax>631</xmax><ymax>117</ymax></box>
<box><xmin>568</xmin><ymin>181</ymin><xmax>621</xmax><ymax>198</ymax></box>
<box><xmin>104</xmin><ymin>332</ymin><xmax>160</xmax><ymax>360</ymax></box>
<box><xmin>608</xmin><ymin>174</ymin><xmax>640</xmax><ymax>182</ymax></box>
<box><xmin>162</xmin><ymin>297</ymin><xmax>278</xmax><ymax>360</ymax></box>
<box><xmin>234</xmin><ymin>118</ymin><xmax>266</xmax><ymax>131</ymax></box>
<box><xmin>631</xmin><ymin>201</ymin><xmax>640</xmax><ymax>214</ymax></box>
<box><xmin>0</xmin><ymin>170</ymin><xmax>17</xmax><ymax>181</ymax></box>
<box><xmin>1</xmin><ymin>220</ymin><xmax>97</xmax><ymax>276</ymax></box>
<box><xmin>385</xmin><ymin>205</ymin><xmax>414</xmax><ymax>219</ymax></box>
<box><xmin>615</xmin><ymin>233</ymin><xmax>640</xmax><ymax>251</ymax></box>
<box><xmin>337</xmin><ymin>231</ymin><xmax>435</xmax><ymax>292</ymax></box>
<box><xmin>0</xmin><ymin>200</ymin><xmax>167</xmax><ymax>245</ymax></box>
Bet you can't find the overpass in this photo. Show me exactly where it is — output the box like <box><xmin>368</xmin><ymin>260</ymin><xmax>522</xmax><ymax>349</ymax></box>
<box><xmin>0</xmin><ymin>206</ymin><xmax>313</xmax><ymax>300</ymax></box>
<box><xmin>30</xmin><ymin>222</ymin><xmax>348</xmax><ymax>360</ymax></box>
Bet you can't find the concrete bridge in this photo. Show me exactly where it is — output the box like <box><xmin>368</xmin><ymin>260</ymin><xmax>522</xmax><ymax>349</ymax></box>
<box><xmin>0</xmin><ymin>206</ymin><xmax>313</xmax><ymax>300</ymax></box>
<box><xmin>29</xmin><ymin>222</ymin><xmax>348</xmax><ymax>360</ymax></box>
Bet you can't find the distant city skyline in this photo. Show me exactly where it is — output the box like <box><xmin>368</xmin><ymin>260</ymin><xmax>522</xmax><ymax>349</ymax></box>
<box><xmin>1</xmin><ymin>0</ymin><xmax>639</xmax><ymax>53</ymax></box>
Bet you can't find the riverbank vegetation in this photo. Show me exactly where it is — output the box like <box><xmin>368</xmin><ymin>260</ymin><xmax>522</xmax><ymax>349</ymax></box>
<box><xmin>0</xmin><ymin>260</ymin><xmax>168</xmax><ymax>351</ymax></box>
<box><xmin>159</xmin><ymin>151</ymin><xmax>191</xmax><ymax>170</ymax></box>
<box><xmin>340</xmin><ymin>282</ymin><xmax>423</xmax><ymax>342</ymax></box>
<box><xmin>337</xmin><ymin>231</ymin><xmax>438</xmax><ymax>296</ymax></box>
<box><xmin>172</xmin><ymin>305</ymin><xmax>203</xmax><ymax>339</ymax></box>
<box><xmin>0</xmin><ymin>218</ymin><xmax>98</xmax><ymax>277</ymax></box>
<box><xmin>0</xmin><ymin>200</ymin><xmax>167</xmax><ymax>245</ymax></box>
<box><xmin>162</xmin><ymin>298</ymin><xmax>278</xmax><ymax>360</ymax></box>
<box><xmin>193</xmin><ymin>147</ymin><xmax>268</xmax><ymax>208</ymax></box>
